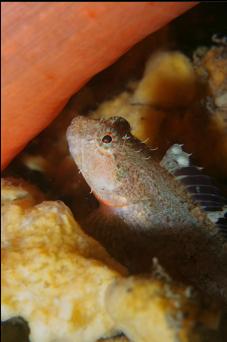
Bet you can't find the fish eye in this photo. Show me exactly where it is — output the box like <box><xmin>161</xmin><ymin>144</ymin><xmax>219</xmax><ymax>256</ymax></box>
<box><xmin>102</xmin><ymin>135</ymin><xmax>112</xmax><ymax>144</ymax></box>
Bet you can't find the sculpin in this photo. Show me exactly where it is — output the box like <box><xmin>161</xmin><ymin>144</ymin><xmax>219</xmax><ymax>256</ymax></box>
<box><xmin>67</xmin><ymin>115</ymin><xmax>227</xmax><ymax>302</ymax></box>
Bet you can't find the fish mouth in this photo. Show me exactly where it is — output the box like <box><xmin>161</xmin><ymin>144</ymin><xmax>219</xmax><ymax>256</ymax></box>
<box><xmin>66</xmin><ymin>116</ymin><xmax>88</xmax><ymax>149</ymax></box>
<box><xmin>66</xmin><ymin>116</ymin><xmax>95</xmax><ymax>170</ymax></box>
<box><xmin>67</xmin><ymin>116</ymin><xmax>87</xmax><ymax>136</ymax></box>
<box><xmin>68</xmin><ymin>115</ymin><xmax>98</xmax><ymax>132</ymax></box>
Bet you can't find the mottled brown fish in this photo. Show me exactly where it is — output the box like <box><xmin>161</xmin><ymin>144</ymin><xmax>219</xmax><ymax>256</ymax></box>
<box><xmin>67</xmin><ymin>116</ymin><xmax>227</xmax><ymax>302</ymax></box>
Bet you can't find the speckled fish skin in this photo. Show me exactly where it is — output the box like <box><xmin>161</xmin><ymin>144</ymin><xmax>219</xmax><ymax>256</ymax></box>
<box><xmin>67</xmin><ymin>116</ymin><xmax>227</xmax><ymax>302</ymax></box>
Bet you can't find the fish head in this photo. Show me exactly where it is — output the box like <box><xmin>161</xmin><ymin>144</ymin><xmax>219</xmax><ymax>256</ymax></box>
<box><xmin>67</xmin><ymin>115</ymin><xmax>132</xmax><ymax>207</ymax></box>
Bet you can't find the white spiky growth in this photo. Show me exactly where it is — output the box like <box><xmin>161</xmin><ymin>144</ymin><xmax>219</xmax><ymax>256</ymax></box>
<box><xmin>207</xmin><ymin>205</ymin><xmax>227</xmax><ymax>224</ymax></box>
<box><xmin>160</xmin><ymin>144</ymin><xmax>191</xmax><ymax>174</ymax></box>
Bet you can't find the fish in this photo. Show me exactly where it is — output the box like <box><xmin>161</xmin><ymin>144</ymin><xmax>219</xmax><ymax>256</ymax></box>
<box><xmin>67</xmin><ymin>115</ymin><xmax>227</xmax><ymax>302</ymax></box>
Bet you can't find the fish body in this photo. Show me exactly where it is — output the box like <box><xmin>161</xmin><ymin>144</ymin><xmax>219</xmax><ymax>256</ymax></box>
<box><xmin>67</xmin><ymin>116</ymin><xmax>227</xmax><ymax>301</ymax></box>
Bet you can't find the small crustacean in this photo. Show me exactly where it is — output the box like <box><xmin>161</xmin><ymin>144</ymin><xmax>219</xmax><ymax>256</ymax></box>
<box><xmin>67</xmin><ymin>115</ymin><xmax>227</xmax><ymax>302</ymax></box>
